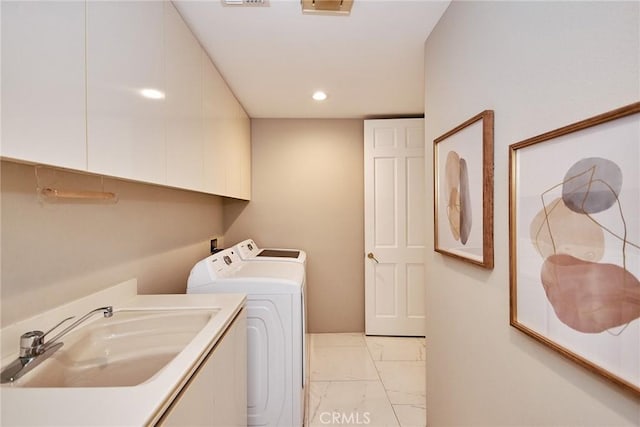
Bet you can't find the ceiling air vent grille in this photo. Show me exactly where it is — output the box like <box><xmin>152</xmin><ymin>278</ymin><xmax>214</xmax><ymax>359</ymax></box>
<box><xmin>301</xmin><ymin>0</ymin><xmax>353</xmax><ymax>15</ymax></box>
<box><xmin>222</xmin><ymin>0</ymin><xmax>270</xmax><ymax>6</ymax></box>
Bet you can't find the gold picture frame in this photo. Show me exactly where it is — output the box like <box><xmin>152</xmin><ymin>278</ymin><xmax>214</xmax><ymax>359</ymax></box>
<box><xmin>509</xmin><ymin>101</ymin><xmax>640</xmax><ymax>396</ymax></box>
<box><xmin>434</xmin><ymin>110</ymin><xmax>494</xmax><ymax>269</ymax></box>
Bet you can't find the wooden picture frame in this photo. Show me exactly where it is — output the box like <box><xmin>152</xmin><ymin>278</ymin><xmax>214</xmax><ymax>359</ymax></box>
<box><xmin>509</xmin><ymin>101</ymin><xmax>640</xmax><ymax>396</ymax></box>
<box><xmin>434</xmin><ymin>110</ymin><xmax>494</xmax><ymax>269</ymax></box>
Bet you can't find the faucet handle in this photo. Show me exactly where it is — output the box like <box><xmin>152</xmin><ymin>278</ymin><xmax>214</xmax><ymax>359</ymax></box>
<box><xmin>19</xmin><ymin>330</ymin><xmax>45</xmax><ymax>358</ymax></box>
<box><xmin>18</xmin><ymin>316</ymin><xmax>75</xmax><ymax>358</ymax></box>
<box><xmin>42</xmin><ymin>316</ymin><xmax>75</xmax><ymax>339</ymax></box>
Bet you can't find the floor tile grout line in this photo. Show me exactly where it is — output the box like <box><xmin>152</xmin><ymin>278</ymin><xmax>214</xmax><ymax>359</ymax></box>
<box><xmin>365</xmin><ymin>335</ymin><xmax>428</xmax><ymax>426</ymax></box>
<box><xmin>310</xmin><ymin>335</ymin><xmax>380</xmax><ymax>384</ymax></box>
<box><xmin>307</xmin><ymin>334</ymin><xmax>381</xmax><ymax>425</ymax></box>
<box><xmin>308</xmin><ymin>333</ymin><xmax>426</xmax><ymax>427</ymax></box>
<box><xmin>363</xmin><ymin>334</ymin><xmax>403</xmax><ymax>427</ymax></box>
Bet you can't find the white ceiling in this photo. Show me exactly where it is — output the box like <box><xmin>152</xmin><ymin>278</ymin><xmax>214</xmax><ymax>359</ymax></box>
<box><xmin>174</xmin><ymin>0</ymin><xmax>450</xmax><ymax>119</ymax></box>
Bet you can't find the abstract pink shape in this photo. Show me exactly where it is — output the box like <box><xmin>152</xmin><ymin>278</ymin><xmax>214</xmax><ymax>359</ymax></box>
<box><xmin>541</xmin><ymin>254</ymin><xmax>640</xmax><ymax>333</ymax></box>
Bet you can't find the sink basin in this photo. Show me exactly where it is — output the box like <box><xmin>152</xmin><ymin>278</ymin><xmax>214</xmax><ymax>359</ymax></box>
<box><xmin>15</xmin><ymin>309</ymin><xmax>217</xmax><ymax>388</ymax></box>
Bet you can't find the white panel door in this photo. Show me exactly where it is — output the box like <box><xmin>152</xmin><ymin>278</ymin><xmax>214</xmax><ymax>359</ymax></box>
<box><xmin>1</xmin><ymin>1</ymin><xmax>86</xmax><ymax>170</ymax></box>
<box><xmin>364</xmin><ymin>118</ymin><xmax>425</xmax><ymax>336</ymax></box>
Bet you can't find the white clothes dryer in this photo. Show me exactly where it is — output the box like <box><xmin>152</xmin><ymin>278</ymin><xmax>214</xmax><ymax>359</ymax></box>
<box><xmin>233</xmin><ymin>238</ymin><xmax>307</xmax><ymax>265</ymax></box>
<box><xmin>187</xmin><ymin>248</ymin><xmax>307</xmax><ymax>427</ymax></box>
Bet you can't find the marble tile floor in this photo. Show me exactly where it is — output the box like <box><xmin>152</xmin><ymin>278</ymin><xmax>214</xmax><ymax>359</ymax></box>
<box><xmin>306</xmin><ymin>333</ymin><xmax>426</xmax><ymax>427</ymax></box>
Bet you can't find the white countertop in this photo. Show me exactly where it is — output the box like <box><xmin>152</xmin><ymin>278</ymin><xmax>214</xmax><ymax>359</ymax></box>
<box><xmin>0</xmin><ymin>279</ymin><xmax>245</xmax><ymax>426</ymax></box>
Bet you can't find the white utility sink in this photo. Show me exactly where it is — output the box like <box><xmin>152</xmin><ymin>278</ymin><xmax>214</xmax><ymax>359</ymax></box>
<box><xmin>16</xmin><ymin>309</ymin><xmax>217</xmax><ymax>388</ymax></box>
<box><xmin>0</xmin><ymin>281</ymin><xmax>246</xmax><ymax>426</ymax></box>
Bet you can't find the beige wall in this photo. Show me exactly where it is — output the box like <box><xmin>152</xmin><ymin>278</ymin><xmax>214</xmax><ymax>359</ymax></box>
<box><xmin>424</xmin><ymin>1</ymin><xmax>640</xmax><ymax>425</ymax></box>
<box><xmin>1</xmin><ymin>161</ymin><xmax>224</xmax><ymax>326</ymax></box>
<box><xmin>224</xmin><ymin>119</ymin><xmax>364</xmax><ymax>333</ymax></box>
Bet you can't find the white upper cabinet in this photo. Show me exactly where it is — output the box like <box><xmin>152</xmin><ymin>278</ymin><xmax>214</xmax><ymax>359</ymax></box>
<box><xmin>1</xmin><ymin>1</ymin><xmax>87</xmax><ymax>170</ymax></box>
<box><xmin>2</xmin><ymin>0</ymin><xmax>250</xmax><ymax>199</ymax></box>
<box><xmin>164</xmin><ymin>3</ymin><xmax>204</xmax><ymax>191</ymax></box>
<box><xmin>226</xmin><ymin>102</ymin><xmax>251</xmax><ymax>200</ymax></box>
<box><xmin>202</xmin><ymin>53</ymin><xmax>251</xmax><ymax>200</ymax></box>
<box><xmin>202</xmin><ymin>53</ymin><xmax>228</xmax><ymax>197</ymax></box>
<box><xmin>86</xmin><ymin>1</ymin><xmax>166</xmax><ymax>185</ymax></box>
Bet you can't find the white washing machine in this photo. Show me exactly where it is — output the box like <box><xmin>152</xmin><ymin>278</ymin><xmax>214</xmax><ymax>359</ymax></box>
<box><xmin>187</xmin><ymin>248</ymin><xmax>307</xmax><ymax>427</ymax></box>
<box><xmin>234</xmin><ymin>238</ymin><xmax>307</xmax><ymax>265</ymax></box>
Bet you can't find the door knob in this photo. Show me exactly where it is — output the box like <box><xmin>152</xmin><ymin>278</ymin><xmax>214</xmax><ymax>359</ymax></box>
<box><xmin>367</xmin><ymin>252</ymin><xmax>379</xmax><ymax>263</ymax></box>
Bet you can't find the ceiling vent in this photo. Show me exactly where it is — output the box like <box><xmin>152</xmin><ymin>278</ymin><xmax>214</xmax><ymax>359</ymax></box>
<box><xmin>222</xmin><ymin>0</ymin><xmax>270</xmax><ymax>6</ymax></box>
<box><xmin>301</xmin><ymin>0</ymin><xmax>353</xmax><ymax>15</ymax></box>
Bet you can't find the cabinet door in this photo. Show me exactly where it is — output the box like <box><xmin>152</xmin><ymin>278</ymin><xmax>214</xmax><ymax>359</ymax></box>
<box><xmin>202</xmin><ymin>53</ymin><xmax>228</xmax><ymax>196</ymax></box>
<box><xmin>86</xmin><ymin>1</ymin><xmax>166</xmax><ymax>185</ymax></box>
<box><xmin>164</xmin><ymin>3</ymin><xmax>204</xmax><ymax>191</ymax></box>
<box><xmin>240</xmin><ymin>117</ymin><xmax>252</xmax><ymax>200</ymax></box>
<box><xmin>160</xmin><ymin>309</ymin><xmax>247</xmax><ymax>426</ymax></box>
<box><xmin>225</xmin><ymin>106</ymin><xmax>251</xmax><ymax>200</ymax></box>
<box><xmin>235</xmin><ymin>104</ymin><xmax>251</xmax><ymax>200</ymax></box>
<box><xmin>1</xmin><ymin>1</ymin><xmax>86</xmax><ymax>170</ymax></box>
<box><xmin>202</xmin><ymin>50</ymin><xmax>251</xmax><ymax>199</ymax></box>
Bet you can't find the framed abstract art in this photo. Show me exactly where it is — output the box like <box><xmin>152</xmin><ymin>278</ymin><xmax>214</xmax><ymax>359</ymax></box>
<box><xmin>509</xmin><ymin>102</ymin><xmax>640</xmax><ymax>395</ymax></box>
<box><xmin>434</xmin><ymin>110</ymin><xmax>494</xmax><ymax>269</ymax></box>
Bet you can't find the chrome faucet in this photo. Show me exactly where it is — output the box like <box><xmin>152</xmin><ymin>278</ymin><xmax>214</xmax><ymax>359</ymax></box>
<box><xmin>1</xmin><ymin>306</ymin><xmax>113</xmax><ymax>383</ymax></box>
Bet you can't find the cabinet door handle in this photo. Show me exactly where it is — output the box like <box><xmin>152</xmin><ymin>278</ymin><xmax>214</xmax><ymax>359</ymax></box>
<box><xmin>367</xmin><ymin>252</ymin><xmax>379</xmax><ymax>263</ymax></box>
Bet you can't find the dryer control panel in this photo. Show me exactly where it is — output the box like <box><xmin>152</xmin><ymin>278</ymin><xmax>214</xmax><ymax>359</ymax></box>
<box><xmin>235</xmin><ymin>239</ymin><xmax>260</xmax><ymax>259</ymax></box>
<box><xmin>187</xmin><ymin>248</ymin><xmax>243</xmax><ymax>288</ymax></box>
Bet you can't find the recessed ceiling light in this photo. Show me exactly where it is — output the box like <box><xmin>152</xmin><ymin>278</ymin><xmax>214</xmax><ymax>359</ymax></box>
<box><xmin>312</xmin><ymin>91</ymin><xmax>327</xmax><ymax>101</ymax></box>
<box><xmin>140</xmin><ymin>88</ymin><xmax>165</xmax><ymax>100</ymax></box>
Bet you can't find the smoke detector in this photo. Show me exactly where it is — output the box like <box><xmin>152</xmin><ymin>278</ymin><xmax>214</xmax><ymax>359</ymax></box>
<box><xmin>222</xmin><ymin>0</ymin><xmax>270</xmax><ymax>6</ymax></box>
<box><xmin>301</xmin><ymin>0</ymin><xmax>353</xmax><ymax>15</ymax></box>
